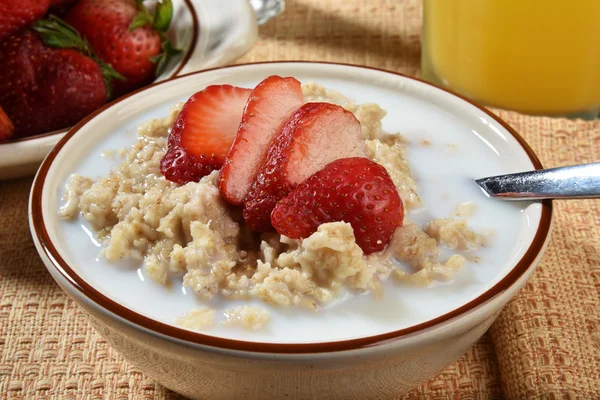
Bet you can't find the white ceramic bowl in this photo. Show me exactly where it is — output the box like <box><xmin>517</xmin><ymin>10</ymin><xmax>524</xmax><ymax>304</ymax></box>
<box><xmin>29</xmin><ymin>62</ymin><xmax>552</xmax><ymax>399</ymax></box>
<box><xmin>0</xmin><ymin>0</ymin><xmax>259</xmax><ymax>180</ymax></box>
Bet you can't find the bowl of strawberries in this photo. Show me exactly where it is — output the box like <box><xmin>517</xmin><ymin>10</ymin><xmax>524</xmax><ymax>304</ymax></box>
<box><xmin>0</xmin><ymin>0</ymin><xmax>265</xmax><ymax>180</ymax></box>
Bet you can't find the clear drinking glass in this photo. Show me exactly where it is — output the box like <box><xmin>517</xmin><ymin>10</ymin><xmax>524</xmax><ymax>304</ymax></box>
<box><xmin>249</xmin><ymin>0</ymin><xmax>285</xmax><ymax>25</ymax></box>
<box><xmin>421</xmin><ymin>0</ymin><xmax>600</xmax><ymax>118</ymax></box>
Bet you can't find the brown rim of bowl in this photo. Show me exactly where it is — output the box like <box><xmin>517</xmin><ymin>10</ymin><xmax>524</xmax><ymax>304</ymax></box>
<box><xmin>1</xmin><ymin>0</ymin><xmax>198</xmax><ymax>145</ymax></box>
<box><xmin>30</xmin><ymin>61</ymin><xmax>553</xmax><ymax>354</ymax></box>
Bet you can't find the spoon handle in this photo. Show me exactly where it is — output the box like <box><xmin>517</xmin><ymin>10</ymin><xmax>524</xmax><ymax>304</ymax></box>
<box><xmin>475</xmin><ymin>162</ymin><xmax>600</xmax><ymax>200</ymax></box>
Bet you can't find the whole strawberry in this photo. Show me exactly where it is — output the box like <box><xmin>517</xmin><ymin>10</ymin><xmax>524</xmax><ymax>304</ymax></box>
<box><xmin>0</xmin><ymin>17</ymin><xmax>120</xmax><ymax>138</ymax></box>
<box><xmin>66</xmin><ymin>0</ymin><xmax>180</xmax><ymax>96</ymax></box>
<box><xmin>0</xmin><ymin>107</ymin><xmax>15</xmax><ymax>141</ymax></box>
<box><xmin>0</xmin><ymin>0</ymin><xmax>50</xmax><ymax>41</ymax></box>
<box><xmin>49</xmin><ymin>0</ymin><xmax>81</xmax><ymax>19</ymax></box>
<box><xmin>271</xmin><ymin>157</ymin><xmax>404</xmax><ymax>254</ymax></box>
<box><xmin>51</xmin><ymin>0</ymin><xmax>79</xmax><ymax>5</ymax></box>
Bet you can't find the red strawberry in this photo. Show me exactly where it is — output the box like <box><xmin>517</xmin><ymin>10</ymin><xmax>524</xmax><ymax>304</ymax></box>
<box><xmin>271</xmin><ymin>157</ymin><xmax>404</xmax><ymax>254</ymax></box>
<box><xmin>0</xmin><ymin>107</ymin><xmax>15</xmax><ymax>141</ymax></box>
<box><xmin>51</xmin><ymin>0</ymin><xmax>79</xmax><ymax>5</ymax></box>
<box><xmin>0</xmin><ymin>17</ymin><xmax>119</xmax><ymax>138</ymax></box>
<box><xmin>160</xmin><ymin>85</ymin><xmax>252</xmax><ymax>185</ymax></box>
<box><xmin>0</xmin><ymin>0</ymin><xmax>50</xmax><ymax>41</ymax></box>
<box><xmin>218</xmin><ymin>75</ymin><xmax>304</xmax><ymax>206</ymax></box>
<box><xmin>243</xmin><ymin>102</ymin><xmax>366</xmax><ymax>232</ymax></box>
<box><xmin>49</xmin><ymin>0</ymin><xmax>81</xmax><ymax>19</ymax></box>
<box><xmin>66</xmin><ymin>0</ymin><xmax>180</xmax><ymax>96</ymax></box>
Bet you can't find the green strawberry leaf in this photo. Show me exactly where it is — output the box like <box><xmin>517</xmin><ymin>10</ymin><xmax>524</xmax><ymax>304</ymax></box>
<box><xmin>99</xmin><ymin>62</ymin><xmax>126</xmax><ymax>98</ymax></box>
<box><xmin>129</xmin><ymin>6</ymin><xmax>153</xmax><ymax>31</ymax></box>
<box><xmin>150</xmin><ymin>38</ymin><xmax>182</xmax><ymax>76</ymax></box>
<box><xmin>33</xmin><ymin>15</ymin><xmax>88</xmax><ymax>54</ymax></box>
<box><xmin>33</xmin><ymin>15</ymin><xmax>125</xmax><ymax>100</ymax></box>
<box><xmin>153</xmin><ymin>0</ymin><xmax>174</xmax><ymax>32</ymax></box>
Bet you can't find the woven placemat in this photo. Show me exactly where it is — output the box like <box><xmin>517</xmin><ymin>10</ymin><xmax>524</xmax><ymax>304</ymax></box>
<box><xmin>1</xmin><ymin>0</ymin><xmax>599</xmax><ymax>398</ymax></box>
<box><xmin>489</xmin><ymin>112</ymin><xmax>600</xmax><ymax>399</ymax></box>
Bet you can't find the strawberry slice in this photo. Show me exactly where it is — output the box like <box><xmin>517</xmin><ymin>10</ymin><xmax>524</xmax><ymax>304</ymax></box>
<box><xmin>271</xmin><ymin>157</ymin><xmax>404</xmax><ymax>254</ymax></box>
<box><xmin>0</xmin><ymin>106</ymin><xmax>15</xmax><ymax>142</ymax></box>
<box><xmin>218</xmin><ymin>75</ymin><xmax>304</xmax><ymax>206</ymax></box>
<box><xmin>243</xmin><ymin>102</ymin><xmax>366</xmax><ymax>232</ymax></box>
<box><xmin>160</xmin><ymin>85</ymin><xmax>252</xmax><ymax>185</ymax></box>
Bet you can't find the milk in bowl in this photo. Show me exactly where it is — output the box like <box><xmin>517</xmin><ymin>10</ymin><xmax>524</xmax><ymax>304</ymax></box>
<box><xmin>52</xmin><ymin>74</ymin><xmax>542</xmax><ymax>344</ymax></box>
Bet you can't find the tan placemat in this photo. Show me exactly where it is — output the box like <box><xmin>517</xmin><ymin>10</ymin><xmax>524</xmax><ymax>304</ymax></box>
<box><xmin>1</xmin><ymin>0</ymin><xmax>599</xmax><ymax>398</ymax></box>
<box><xmin>489</xmin><ymin>112</ymin><xmax>600</xmax><ymax>399</ymax></box>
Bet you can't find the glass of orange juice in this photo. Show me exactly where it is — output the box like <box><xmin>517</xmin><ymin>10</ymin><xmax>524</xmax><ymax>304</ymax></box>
<box><xmin>421</xmin><ymin>0</ymin><xmax>600</xmax><ymax>118</ymax></box>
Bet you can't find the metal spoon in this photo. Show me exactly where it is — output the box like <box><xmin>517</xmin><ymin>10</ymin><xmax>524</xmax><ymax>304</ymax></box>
<box><xmin>475</xmin><ymin>162</ymin><xmax>600</xmax><ymax>200</ymax></box>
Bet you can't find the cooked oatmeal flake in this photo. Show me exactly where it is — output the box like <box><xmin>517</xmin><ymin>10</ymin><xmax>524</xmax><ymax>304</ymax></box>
<box><xmin>176</xmin><ymin>309</ymin><xmax>215</xmax><ymax>330</ymax></box>
<box><xmin>222</xmin><ymin>306</ymin><xmax>270</xmax><ymax>331</ymax></box>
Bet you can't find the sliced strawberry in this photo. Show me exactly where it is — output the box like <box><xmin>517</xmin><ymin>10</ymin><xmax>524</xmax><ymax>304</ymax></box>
<box><xmin>271</xmin><ymin>157</ymin><xmax>404</xmax><ymax>254</ymax></box>
<box><xmin>160</xmin><ymin>85</ymin><xmax>252</xmax><ymax>185</ymax></box>
<box><xmin>218</xmin><ymin>75</ymin><xmax>304</xmax><ymax>206</ymax></box>
<box><xmin>243</xmin><ymin>102</ymin><xmax>366</xmax><ymax>232</ymax></box>
<box><xmin>0</xmin><ymin>106</ymin><xmax>15</xmax><ymax>141</ymax></box>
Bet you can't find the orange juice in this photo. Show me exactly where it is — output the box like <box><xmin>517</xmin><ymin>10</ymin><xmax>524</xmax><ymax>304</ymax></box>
<box><xmin>422</xmin><ymin>0</ymin><xmax>600</xmax><ymax>116</ymax></box>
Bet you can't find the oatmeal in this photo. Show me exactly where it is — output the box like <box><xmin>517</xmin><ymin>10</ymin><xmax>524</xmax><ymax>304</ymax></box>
<box><xmin>453</xmin><ymin>202</ymin><xmax>477</xmax><ymax>218</ymax></box>
<box><xmin>176</xmin><ymin>309</ymin><xmax>215</xmax><ymax>330</ymax></box>
<box><xmin>393</xmin><ymin>254</ymin><xmax>465</xmax><ymax>285</ymax></box>
<box><xmin>387</xmin><ymin>222</ymin><xmax>439</xmax><ymax>272</ymax></box>
<box><xmin>445</xmin><ymin>143</ymin><xmax>458</xmax><ymax>153</ymax></box>
<box><xmin>101</xmin><ymin>149</ymin><xmax>117</xmax><ymax>159</ymax></box>
<box><xmin>59</xmin><ymin>174</ymin><xmax>93</xmax><ymax>219</ymax></box>
<box><xmin>221</xmin><ymin>306</ymin><xmax>270</xmax><ymax>331</ymax></box>
<box><xmin>177</xmin><ymin>306</ymin><xmax>270</xmax><ymax>332</ymax></box>
<box><xmin>425</xmin><ymin>218</ymin><xmax>487</xmax><ymax>251</ymax></box>
<box><xmin>365</xmin><ymin>136</ymin><xmax>422</xmax><ymax>209</ymax></box>
<box><xmin>60</xmin><ymin>82</ymin><xmax>487</xmax><ymax>332</ymax></box>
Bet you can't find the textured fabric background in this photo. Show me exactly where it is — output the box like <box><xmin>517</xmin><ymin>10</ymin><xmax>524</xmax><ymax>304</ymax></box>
<box><xmin>1</xmin><ymin>0</ymin><xmax>599</xmax><ymax>398</ymax></box>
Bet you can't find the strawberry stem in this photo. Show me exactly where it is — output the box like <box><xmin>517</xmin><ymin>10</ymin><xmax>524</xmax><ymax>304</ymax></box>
<box><xmin>151</xmin><ymin>36</ymin><xmax>183</xmax><ymax>76</ymax></box>
<box><xmin>153</xmin><ymin>0</ymin><xmax>174</xmax><ymax>32</ymax></box>
<box><xmin>129</xmin><ymin>7</ymin><xmax>153</xmax><ymax>31</ymax></box>
<box><xmin>129</xmin><ymin>0</ymin><xmax>173</xmax><ymax>32</ymax></box>
<box><xmin>32</xmin><ymin>16</ymin><xmax>124</xmax><ymax>99</ymax></box>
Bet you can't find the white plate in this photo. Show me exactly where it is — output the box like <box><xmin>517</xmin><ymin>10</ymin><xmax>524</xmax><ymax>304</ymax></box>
<box><xmin>0</xmin><ymin>0</ymin><xmax>259</xmax><ymax>180</ymax></box>
<box><xmin>30</xmin><ymin>62</ymin><xmax>552</xmax><ymax>347</ymax></box>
